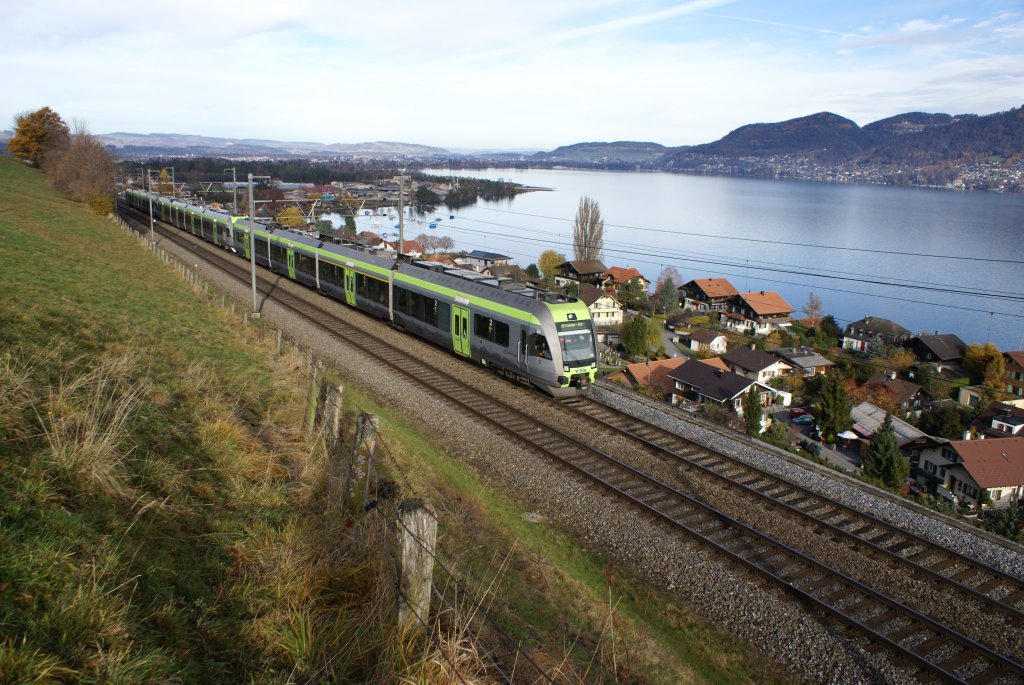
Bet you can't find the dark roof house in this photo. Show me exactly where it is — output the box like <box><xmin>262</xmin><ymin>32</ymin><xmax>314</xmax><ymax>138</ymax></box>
<box><xmin>907</xmin><ymin>334</ymin><xmax>967</xmax><ymax>363</ymax></box>
<box><xmin>667</xmin><ymin>359</ymin><xmax>758</xmax><ymax>407</ymax></box>
<box><xmin>771</xmin><ymin>346</ymin><xmax>834</xmax><ymax>375</ymax></box>
<box><xmin>555</xmin><ymin>260</ymin><xmax>608</xmax><ymax>284</ymax></box>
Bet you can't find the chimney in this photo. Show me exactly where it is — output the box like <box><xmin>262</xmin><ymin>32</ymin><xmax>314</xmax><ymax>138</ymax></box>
<box><xmin>963</xmin><ymin>430</ymin><xmax>971</xmax><ymax>440</ymax></box>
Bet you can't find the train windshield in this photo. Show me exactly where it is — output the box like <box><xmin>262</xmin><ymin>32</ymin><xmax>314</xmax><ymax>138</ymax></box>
<box><xmin>558</xmin><ymin>331</ymin><xmax>595</xmax><ymax>366</ymax></box>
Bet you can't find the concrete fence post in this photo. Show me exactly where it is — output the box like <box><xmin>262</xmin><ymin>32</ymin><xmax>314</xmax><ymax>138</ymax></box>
<box><xmin>345</xmin><ymin>413</ymin><xmax>378</xmax><ymax>514</ymax></box>
<box><xmin>395</xmin><ymin>499</ymin><xmax>437</xmax><ymax>633</ymax></box>
<box><xmin>276</xmin><ymin>329</ymin><xmax>283</xmax><ymax>355</ymax></box>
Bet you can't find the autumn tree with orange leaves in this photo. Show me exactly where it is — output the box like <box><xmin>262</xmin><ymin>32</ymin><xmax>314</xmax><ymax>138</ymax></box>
<box><xmin>7</xmin><ymin>106</ymin><xmax>70</xmax><ymax>168</ymax></box>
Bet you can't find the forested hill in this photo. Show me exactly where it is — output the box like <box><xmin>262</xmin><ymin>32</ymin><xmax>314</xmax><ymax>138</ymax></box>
<box><xmin>658</xmin><ymin>106</ymin><xmax>1024</xmax><ymax>166</ymax></box>
<box><xmin>532</xmin><ymin>141</ymin><xmax>669</xmax><ymax>163</ymax></box>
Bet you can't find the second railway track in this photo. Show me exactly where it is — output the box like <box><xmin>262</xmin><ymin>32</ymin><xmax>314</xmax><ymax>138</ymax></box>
<box><xmin>119</xmin><ymin>204</ymin><xmax>1024</xmax><ymax>684</ymax></box>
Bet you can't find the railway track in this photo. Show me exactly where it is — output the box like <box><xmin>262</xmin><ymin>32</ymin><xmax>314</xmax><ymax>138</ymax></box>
<box><xmin>119</xmin><ymin>205</ymin><xmax>1024</xmax><ymax>684</ymax></box>
<box><xmin>562</xmin><ymin>395</ymin><xmax>1024</xmax><ymax>620</ymax></box>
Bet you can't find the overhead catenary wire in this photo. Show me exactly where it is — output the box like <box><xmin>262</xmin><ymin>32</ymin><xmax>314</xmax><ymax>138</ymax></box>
<box><xmin>466</xmin><ymin>201</ymin><xmax>1024</xmax><ymax>265</ymax></box>
<box><xmin>442</xmin><ymin>223</ymin><xmax>1024</xmax><ymax>320</ymax></box>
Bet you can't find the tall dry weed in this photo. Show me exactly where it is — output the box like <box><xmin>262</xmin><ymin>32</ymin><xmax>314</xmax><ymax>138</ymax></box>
<box><xmin>38</xmin><ymin>352</ymin><xmax>150</xmax><ymax>499</ymax></box>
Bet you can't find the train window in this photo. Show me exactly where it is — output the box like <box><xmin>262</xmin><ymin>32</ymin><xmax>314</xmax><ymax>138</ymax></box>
<box><xmin>295</xmin><ymin>252</ymin><xmax>313</xmax><ymax>275</ymax></box>
<box><xmin>473</xmin><ymin>314</ymin><xmax>509</xmax><ymax>348</ymax></box>
<box><xmin>436</xmin><ymin>301</ymin><xmax>450</xmax><ymax>332</ymax></box>
<box><xmin>269</xmin><ymin>242</ymin><xmax>288</xmax><ymax>267</ymax></box>
<box><xmin>533</xmin><ymin>334</ymin><xmax>549</xmax><ymax>359</ymax></box>
<box><xmin>320</xmin><ymin>261</ymin><xmax>342</xmax><ymax>287</ymax></box>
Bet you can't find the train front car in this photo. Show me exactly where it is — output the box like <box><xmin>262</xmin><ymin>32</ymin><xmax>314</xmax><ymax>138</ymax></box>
<box><xmin>541</xmin><ymin>299</ymin><xmax>598</xmax><ymax>396</ymax></box>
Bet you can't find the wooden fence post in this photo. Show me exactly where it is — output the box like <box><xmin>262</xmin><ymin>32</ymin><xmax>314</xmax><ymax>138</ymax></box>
<box><xmin>345</xmin><ymin>413</ymin><xmax>378</xmax><ymax>513</ymax></box>
<box><xmin>396</xmin><ymin>499</ymin><xmax>437</xmax><ymax>632</ymax></box>
<box><xmin>304</xmin><ymin>361</ymin><xmax>324</xmax><ymax>435</ymax></box>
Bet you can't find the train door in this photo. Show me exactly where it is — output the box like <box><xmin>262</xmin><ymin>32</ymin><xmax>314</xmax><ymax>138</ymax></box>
<box><xmin>212</xmin><ymin>220</ymin><xmax>220</xmax><ymax>246</ymax></box>
<box><xmin>452</xmin><ymin>306</ymin><xmax>471</xmax><ymax>357</ymax></box>
<box><xmin>343</xmin><ymin>269</ymin><xmax>356</xmax><ymax>306</ymax></box>
<box><xmin>519</xmin><ymin>327</ymin><xmax>528</xmax><ymax>367</ymax></box>
<box><xmin>286</xmin><ymin>249</ymin><xmax>296</xmax><ymax>279</ymax></box>
<box><xmin>242</xmin><ymin>229</ymin><xmax>251</xmax><ymax>259</ymax></box>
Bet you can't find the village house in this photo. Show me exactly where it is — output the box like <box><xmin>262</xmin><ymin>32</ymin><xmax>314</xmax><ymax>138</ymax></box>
<box><xmin>462</xmin><ymin>250</ymin><xmax>511</xmax><ymax>272</ymax></box>
<box><xmin>1005</xmin><ymin>351</ymin><xmax>1024</xmax><ymax>399</ymax></box>
<box><xmin>905</xmin><ymin>333</ymin><xmax>967</xmax><ymax>365</ymax></box>
<box><xmin>617</xmin><ymin>358</ymin><xmax>685</xmax><ymax>399</ymax></box>
<box><xmin>482</xmin><ymin>264</ymin><xmax>526</xmax><ymax>282</ymax></box>
<box><xmin>380</xmin><ymin>239</ymin><xmax>424</xmax><ymax>258</ymax></box>
<box><xmin>771</xmin><ymin>346</ymin><xmax>834</xmax><ymax>376</ymax></box>
<box><xmin>554</xmin><ymin>259</ymin><xmax>608</xmax><ymax>287</ymax></box>
<box><xmin>864</xmin><ymin>371</ymin><xmax>932</xmax><ymax>416</ymax></box>
<box><xmin>578</xmin><ymin>283</ymin><xmax>623</xmax><ymax>329</ymax></box>
<box><xmin>666</xmin><ymin>359</ymin><xmax>781</xmax><ymax>415</ymax></box>
<box><xmin>420</xmin><ymin>253</ymin><xmax>458</xmax><ymax>267</ymax></box>
<box><xmin>970</xmin><ymin>402</ymin><xmax>1024</xmax><ymax>439</ymax></box>
<box><xmin>601</xmin><ymin>266</ymin><xmax>650</xmax><ymax>292</ymax></box>
<box><xmin>682</xmin><ymin>328</ymin><xmax>727</xmax><ymax>355</ymax></box>
<box><xmin>721</xmin><ymin>291</ymin><xmax>794</xmax><ymax>337</ymax></box>
<box><xmin>916</xmin><ymin>437</ymin><xmax>1024</xmax><ymax>510</ymax></box>
<box><xmin>849</xmin><ymin>401</ymin><xmax>938</xmax><ymax>462</ymax></box>
<box><xmin>678</xmin><ymin>277</ymin><xmax>739</xmax><ymax>312</ymax></box>
<box><xmin>722</xmin><ymin>347</ymin><xmax>793</xmax><ymax>385</ymax></box>
<box><xmin>842</xmin><ymin>316</ymin><xmax>911</xmax><ymax>353</ymax></box>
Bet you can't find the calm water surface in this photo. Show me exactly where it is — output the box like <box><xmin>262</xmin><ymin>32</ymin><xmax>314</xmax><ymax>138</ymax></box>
<box><xmin>413</xmin><ymin>168</ymin><xmax>1023</xmax><ymax>350</ymax></box>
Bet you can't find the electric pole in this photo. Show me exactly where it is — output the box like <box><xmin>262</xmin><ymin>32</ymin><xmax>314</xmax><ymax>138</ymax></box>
<box><xmin>224</xmin><ymin>167</ymin><xmax>237</xmax><ymax>213</ymax></box>
<box><xmin>146</xmin><ymin>168</ymin><xmax>155</xmax><ymax>243</ymax></box>
<box><xmin>395</xmin><ymin>175</ymin><xmax>410</xmax><ymax>256</ymax></box>
<box><xmin>248</xmin><ymin>173</ymin><xmax>259</xmax><ymax>317</ymax></box>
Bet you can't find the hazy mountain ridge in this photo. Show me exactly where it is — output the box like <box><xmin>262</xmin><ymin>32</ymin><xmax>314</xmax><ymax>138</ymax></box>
<box><xmin>533</xmin><ymin>141</ymin><xmax>669</xmax><ymax>163</ymax></box>
<box><xmin>98</xmin><ymin>132</ymin><xmax>448</xmax><ymax>157</ymax></box>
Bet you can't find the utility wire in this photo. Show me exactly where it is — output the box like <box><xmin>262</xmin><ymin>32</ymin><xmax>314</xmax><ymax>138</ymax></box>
<box><xmin>466</xmin><ymin>201</ymin><xmax>1024</xmax><ymax>265</ymax></box>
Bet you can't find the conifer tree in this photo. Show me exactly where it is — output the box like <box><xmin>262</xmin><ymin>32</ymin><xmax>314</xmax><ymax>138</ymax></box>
<box><xmin>863</xmin><ymin>413</ymin><xmax>907</xmax><ymax>487</ymax></box>
<box><xmin>817</xmin><ymin>372</ymin><xmax>851</xmax><ymax>440</ymax></box>
<box><xmin>743</xmin><ymin>385</ymin><xmax>762</xmax><ymax>436</ymax></box>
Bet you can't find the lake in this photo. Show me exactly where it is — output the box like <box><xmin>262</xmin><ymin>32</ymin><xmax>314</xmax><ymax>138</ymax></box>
<box><xmin>403</xmin><ymin>168</ymin><xmax>1024</xmax><ymax>351</ymax></box>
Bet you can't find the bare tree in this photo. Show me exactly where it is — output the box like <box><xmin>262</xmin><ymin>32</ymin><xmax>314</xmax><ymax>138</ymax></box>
<box><xmin>804</xmin><ymin>291</ymin><xmax>823</xmax><ymax>327</ymax></box>
<box><xmin>573</xmin><ymin>196</ymin><xmax>604</xmax><ymax>261</ymax></box>
<box><xmin>45</xmin><ymin>121</ymin><xmax>115</xmax><ymax>214</ymax></box>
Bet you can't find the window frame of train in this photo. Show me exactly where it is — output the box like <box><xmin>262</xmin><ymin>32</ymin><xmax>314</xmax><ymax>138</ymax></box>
<box><xmin>355</xmin><ymin>272</ymin><xmax>388</xmax><ymax>305</ymax></box>
<box><xmin>473</xmin><ymin>313</ymin><xmax>510</xmax><ymax>348</ymax></box>
<box><xmin>394</xmin><ymin>285</ymin><xmax>450</xmax><ymax>332</ymax></box>
<box><xmin>269</xmin><ymin>241</ymin><xmax>288</xmax><ymax>273</ymax></box>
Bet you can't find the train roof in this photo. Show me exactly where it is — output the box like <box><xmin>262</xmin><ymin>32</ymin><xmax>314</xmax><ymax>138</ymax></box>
<box><xmin>132</xmin><ymin>191</ymin><xmax>584</xmax><ymax>315</ymax></box>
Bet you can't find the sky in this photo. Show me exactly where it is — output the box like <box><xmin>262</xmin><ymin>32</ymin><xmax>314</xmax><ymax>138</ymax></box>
<box><xmin>2</xmin><ymin>0</ymin><xmax>1022</xmax><ymax>150</ymax></box>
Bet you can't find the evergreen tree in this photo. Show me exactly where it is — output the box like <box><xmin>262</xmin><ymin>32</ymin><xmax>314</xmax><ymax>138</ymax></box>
<box><xmin>817</xmin><ymin>372</ymin><xmax>851</xmax><ymax>440</ymax></box>
<box><xmin>863</xmin><ymin>413</ymin><xmax>908</xmax><ymax>487</ymax></box>
<box><xmin>991</xmin><ymin>501</ymin><xmax>1021</xmax><ymax>542</ymax></box>
<box><xmin>762</xmin><ymin>416</ymin><xmax>788</xmax><ymax>447</ymax></box>
<box><xmin>743</xmin><ymin>386</ymin><xmax>762</xmax><ymax>436</ymax></box>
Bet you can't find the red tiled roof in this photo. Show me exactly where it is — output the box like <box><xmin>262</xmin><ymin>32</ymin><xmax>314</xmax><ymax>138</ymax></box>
<box><xmin>948</xmin><ymin>437</ymin><xmax>1024</xmax><ymax>488</ymax></box>
<box><xmin>698</xmin><ymin>357</ymin><xmax>730</xmax><ymax>371</ymax></box>
<box><xmin>1007</xmin><ymin>351</ymin><xmax>1024</xmax><ymax>367</ymax></box>
<box><xmin>605</xmin><ymin>266</ymin><xmax>648</xmax><ymax>283</ymax></box>
<box><xmin>688</xmin><ymin>278</ymin><xmax>738</xmax><ymax>299</ymax></box>
<box><xmin>624</xmin><ymin>358</ymin><xmax>686</xmax><ymax>395</ymax></box>
<box><xmin>738</xmin><ymin>291</ymin><xmax>794</xmax><ymax>316</ymax></box>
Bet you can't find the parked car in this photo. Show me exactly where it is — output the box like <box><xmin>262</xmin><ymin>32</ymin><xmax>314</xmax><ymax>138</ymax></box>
<box><xmin>791</xmin><ymin>414</ymin><xmax>815</xmax><ymax>425</ymax></box>
<box><xmin>789</xmin><ymin>407</ymin><xmax>812</xmax><ymax>419</ymax></box>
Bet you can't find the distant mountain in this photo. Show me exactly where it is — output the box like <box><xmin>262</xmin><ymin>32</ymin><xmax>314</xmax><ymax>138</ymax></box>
<box><xmin>533</xmin><ymin>141</ymin><xmax>668</xmax><ymax>163</ymax></box>
<box><xmin>97</xmin><ymin>132</ymin><xmax>449</xmax><ymax>158</ymax></box>
<box><xmin>686</xmin><ymin>112</ymin><xmax>862</xmax><ymax>161</ymax></box>
<box><xmin>658</xmin><ymin>106</ymin><xmax>1024</xmax><ymax>169</ymax></box>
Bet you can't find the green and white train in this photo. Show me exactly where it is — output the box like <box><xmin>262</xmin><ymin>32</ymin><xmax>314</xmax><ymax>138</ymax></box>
<box><xmin>123</xmin><ymin>189</ymin><xmax>598</xmax><ymax>396</ymax></box>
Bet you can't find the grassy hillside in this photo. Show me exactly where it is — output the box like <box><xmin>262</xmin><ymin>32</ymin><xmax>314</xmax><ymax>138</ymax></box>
<box><xmin>0</xmin><ymin>157</ymin><xmax>783</xmax><ymax>684</ymax></box>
